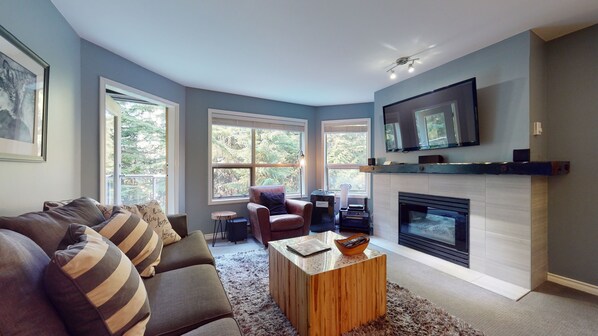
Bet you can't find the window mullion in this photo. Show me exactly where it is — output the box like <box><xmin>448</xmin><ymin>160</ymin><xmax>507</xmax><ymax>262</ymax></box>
<box><xmin>251</xmin><ymin>129</ymin><xmax>256</xmax><ymax>186</ymax></box>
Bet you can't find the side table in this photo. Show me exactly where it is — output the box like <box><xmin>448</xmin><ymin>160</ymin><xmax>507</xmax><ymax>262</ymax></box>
<box><xmin>211</xmin><ymin>211</ymin><xmax>236</xmax><ymax>247</ymax></box>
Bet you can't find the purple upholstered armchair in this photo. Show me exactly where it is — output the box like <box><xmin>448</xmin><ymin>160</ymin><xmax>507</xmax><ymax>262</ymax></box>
<box><xmin>246</xmin><ymin>185</ymin><xmax>313</xmax><ymax>247</ymax></box>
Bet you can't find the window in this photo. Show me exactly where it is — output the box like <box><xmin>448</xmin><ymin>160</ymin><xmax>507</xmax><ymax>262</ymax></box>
<box><xmin>209</xmin><ymin>109</ymin><xmax>307</xmax><ymax>204</ymax></box>
<box><xmin>100</xmin><ymin>78</ymin><xmax>180</xmax><ymax>213</ymax></box>
<box><xmin>322</xmin><ymin>118</ymin><xmax>370</xmax><ymax>195</ymax></box>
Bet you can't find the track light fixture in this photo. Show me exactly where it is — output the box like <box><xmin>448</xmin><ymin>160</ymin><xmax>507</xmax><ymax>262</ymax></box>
<box><xmin>387</xmin><ymin>56</ymin><xmax>419</xmax><ymax>79</ymax></box>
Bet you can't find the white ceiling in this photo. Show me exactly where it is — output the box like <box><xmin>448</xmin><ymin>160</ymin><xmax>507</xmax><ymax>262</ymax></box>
<box><xmin>51</xmin><ymin>0</ymin><xmax>598</xmax><ymax>106</ymax></box>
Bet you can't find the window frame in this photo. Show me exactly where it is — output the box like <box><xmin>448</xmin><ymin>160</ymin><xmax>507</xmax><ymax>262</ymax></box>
<box><xmin>321</xmin><ymin>118</ymin><xmax>371</xmax><ymax>198</ymax></box>
<box><xmin>208</xmin><ymin>109</ymin><xmax>308</xmax><ymax>205</ymax></box>
<box><xmin>99</xmin><ymin>77</ymin><xmax>180</xmax><ymax>214</ymax></box>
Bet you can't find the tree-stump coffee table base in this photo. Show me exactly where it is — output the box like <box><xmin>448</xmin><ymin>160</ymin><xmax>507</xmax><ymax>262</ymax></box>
<box><xmin>269</xmin><ymin>231</ymin><xmax>387</xmax><ymax>336</ymax></box>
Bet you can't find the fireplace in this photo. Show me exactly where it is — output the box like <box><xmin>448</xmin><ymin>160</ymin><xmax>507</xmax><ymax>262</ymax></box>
<box><xmin>398</xmin><ymin>192</ymin><xmax>469</xmax><ymax>267</ymax></box>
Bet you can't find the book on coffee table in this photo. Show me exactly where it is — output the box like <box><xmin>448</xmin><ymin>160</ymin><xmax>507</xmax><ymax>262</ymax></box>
<box><xmin>287</xmin><ymin>239</ymin><xmax>331</xmax><ymax>257</ymax></box>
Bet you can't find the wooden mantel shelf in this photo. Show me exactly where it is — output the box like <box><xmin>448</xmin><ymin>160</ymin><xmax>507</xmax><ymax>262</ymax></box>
<box><xmin>359</xmin><ymin>161</ymin><xmax>570</xmax><ymax>176</ymax></box>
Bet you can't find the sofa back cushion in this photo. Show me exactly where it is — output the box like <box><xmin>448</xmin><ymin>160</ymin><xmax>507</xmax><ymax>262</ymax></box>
<box><xmin>0</xmin><ymin>197</ymin><xmax>105</xmax><ymax>256</ymax></box>
<box><xmin>45</xmin><ymin>224</ymin><xmax>151</xmax><ymax>336</ymax></box>
<box><xmin>0</xmin><ymin>229</ymin><xmax>69</xmax><ymax>336</ymax></box>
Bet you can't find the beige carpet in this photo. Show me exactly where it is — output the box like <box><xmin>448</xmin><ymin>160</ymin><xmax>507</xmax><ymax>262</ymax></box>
<box><xmin>215</xmin><ymin>249</ymin><xmax>483</xmax><ymax>335</ymax></box>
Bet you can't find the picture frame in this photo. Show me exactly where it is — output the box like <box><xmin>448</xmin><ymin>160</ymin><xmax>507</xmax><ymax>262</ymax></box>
<box><xmin>0</xmin><ymin>24</ymin><xmax>49</xmax><ymax>162</ymax></box>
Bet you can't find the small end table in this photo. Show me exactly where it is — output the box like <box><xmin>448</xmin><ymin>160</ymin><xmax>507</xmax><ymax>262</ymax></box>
<box><xmin>211</xmin><ymin>211</ymin><xmax>236</xmax><ymax>247</ymax></box>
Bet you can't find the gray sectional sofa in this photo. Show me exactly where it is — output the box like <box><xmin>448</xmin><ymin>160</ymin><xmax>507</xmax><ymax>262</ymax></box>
<box><xmin>0</xmin><ymin>197</ymin><xmax>242</xmax><ymax>336</ymax></box>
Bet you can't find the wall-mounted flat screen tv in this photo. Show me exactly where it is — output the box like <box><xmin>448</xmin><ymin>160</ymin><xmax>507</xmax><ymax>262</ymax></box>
<box><xmin>383</xmin><ymin>78</ymin><xmax>479</xmax><ymax>153</ymax></box>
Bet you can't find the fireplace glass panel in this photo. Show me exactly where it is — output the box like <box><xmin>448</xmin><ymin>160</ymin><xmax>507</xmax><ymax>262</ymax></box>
<box><xmin>405</xmin><ymin>208</ymin><xmax>457</xmax><ymax>245</ymax></box>
<box><xmin>398</xmin><ymin>192</ymin><xmax>469</xmax><ymax>267</ymax></box>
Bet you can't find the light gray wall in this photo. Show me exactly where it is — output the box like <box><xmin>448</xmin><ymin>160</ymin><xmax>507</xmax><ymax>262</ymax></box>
<box><xmin>374</xmin><ymin>32</ymin><xmax>533</xmax><ymax>164</ymax></box>
<box><xmin>185</xmin><ymin>88</ymin><xmax>316</xmax><ymax>233</ymax></box>
<box><xmin>80</xmin><ymin>40</ymin><xmax>187</xmax><ymax>211</ymax></box>
<box><xmin>546</xmin><ymin>24</ymin><xmax>598</xmax><ymax>286</ymax></box>
<box><xmin>0</xmin><ymin>0</ymin><xmax>81</xmax><ymax>215</ymax></box>
<box><xmin>314</xmin><ymin>103</ymin><xmax>374</xmax><ymax>190</ymax></box>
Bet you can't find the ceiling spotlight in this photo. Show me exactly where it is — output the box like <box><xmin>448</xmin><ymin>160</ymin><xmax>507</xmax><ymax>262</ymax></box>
<box><xmin>408</xmin><ymin>62</ymin><xmax>415</xmax><ymax>73</ymax></box>
<box><xmin>386</xmin><ymin>56</ymin><xmax>419</xmax><ymax>78</ymax></box>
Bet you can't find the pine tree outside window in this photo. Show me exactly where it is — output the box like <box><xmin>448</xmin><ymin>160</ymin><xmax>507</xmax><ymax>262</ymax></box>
<box><xmin>322</xmin><ymin>118</ymin><xmax>370</xmax><ymax>196</ymax></box>
<box><xmin>208</xmin><ymin>109</ymin><xmax>307</xmax><ymax>204</ymax></box>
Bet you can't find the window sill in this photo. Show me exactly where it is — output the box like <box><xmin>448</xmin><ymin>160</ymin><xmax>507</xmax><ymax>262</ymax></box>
<box><xmin>209</xmin><ymin>197</ymin><xmax>249</xmax><ymax>206</ymax></box>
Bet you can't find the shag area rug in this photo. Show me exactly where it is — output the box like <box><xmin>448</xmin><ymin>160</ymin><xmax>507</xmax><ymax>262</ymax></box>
<box><xmin>215</xmin><ymin>249</ymin><xmax>483</xmax><ymax>336</ymax></box>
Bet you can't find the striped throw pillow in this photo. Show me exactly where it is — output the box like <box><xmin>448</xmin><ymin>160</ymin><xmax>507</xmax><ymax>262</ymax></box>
<box><xmin>92</xmin><ymin>208</ymin><xmax>163</xmax><ymax>277</ymax></box>
<box><xmin>45</xmin><ymin>224</ymin><xmax>151</xmax><ymax>336</ymax></box>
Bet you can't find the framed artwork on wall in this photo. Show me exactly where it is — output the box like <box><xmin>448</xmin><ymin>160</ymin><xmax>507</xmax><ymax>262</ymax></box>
<box><xmin>0</xmin><ymin>24</ymin><xmax>49</xmax><ymax>162</ymax></box>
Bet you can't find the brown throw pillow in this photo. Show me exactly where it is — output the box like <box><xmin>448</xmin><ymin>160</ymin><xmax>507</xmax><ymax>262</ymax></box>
<box><xmin>45</xmin><ymin>224</ymin><xmax>151</xmax><ymax>336</ymax></box>
<box><xmin>92</xmin><ymin>208</ymin><xmax>163</xmax><ymax>277</ymax></box>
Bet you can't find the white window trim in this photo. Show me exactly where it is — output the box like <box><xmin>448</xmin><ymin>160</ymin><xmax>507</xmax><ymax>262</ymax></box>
<box><xmin>99</xmin><ymin>77</ymin><xmax>180</xmax><ymax>213</ymax></box>
<box><xmin>321</xmin><ymin>118</ymin><xmax>371</xmax><ymax>198</ymax></box>
<box><xmin>208</xmin><ymin>108</ymin><xmax>308</xmax><ymax>205</ymax></box>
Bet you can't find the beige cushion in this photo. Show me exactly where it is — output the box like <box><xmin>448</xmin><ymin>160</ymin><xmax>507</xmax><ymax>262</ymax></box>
<box><xmin>92</xmin><ymin>209</ymin><xmax>163</xmax><ymax>278</ymax></box>
<box><xmin>98</xmin><ymin>200</ymin><xmax>181</xmax><ymax>246</ymax></box>
<box><xmin>45</xmin><ymin>224</ymin><xmax>151</xmax><ymax>335</ymax></box>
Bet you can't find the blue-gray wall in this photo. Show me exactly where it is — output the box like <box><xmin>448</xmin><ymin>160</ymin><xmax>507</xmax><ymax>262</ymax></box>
<box><xmin>185</xmin><ymin>88</ymin><xmax>318</xmax><ymax>232</ymax></box>
<box><xmin>80</xmin><ymin>40</ymin><xmax>187</xmax><ymax>209</ymax></box>
<box><xmin>0</xmin><ymin>0</ymin><xmax>81</xmax><ymax>215</ymax></box>
<box><xmin>546</xmin><ymin>24</ymin><xmax>598</xmax><ymax>286</ymax></box>
<box><xmin>374</xmin><ymin>32</ymin><xmax>533</xmax><ymax>164</ymax></box>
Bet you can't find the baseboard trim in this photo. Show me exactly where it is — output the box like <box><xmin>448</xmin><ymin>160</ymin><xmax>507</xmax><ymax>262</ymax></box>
<box><xmin>547</xmin><ymin>273</ymin><xmax>598</xmax><ymax>296</ymax></box>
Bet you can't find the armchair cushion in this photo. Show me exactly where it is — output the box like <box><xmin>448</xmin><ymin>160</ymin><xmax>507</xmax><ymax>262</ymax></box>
<box><xmin>270</xmin><ymin>214</ymin><xmax>304</xmax><ymax>231</ymax></box>
<box><xmin>259</xmin><ymin>192</ymin><xmax>288</xmax><ymax>215</ymax></box>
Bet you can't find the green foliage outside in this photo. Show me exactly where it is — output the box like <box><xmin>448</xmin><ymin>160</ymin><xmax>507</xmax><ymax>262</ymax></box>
<box><xmin>326</xmin><ymin>132</ymin><xmax>367</xmax><ymax>192</ymax></box>
<box><xmin>211</xmin><ymin>125</ymin><xmax>302</xmax><ymax>198</ymax></box>
<box><xmin>106</xmin><ymin>101</ymin><xmax>167</xmax><ymax>206</ymax></box>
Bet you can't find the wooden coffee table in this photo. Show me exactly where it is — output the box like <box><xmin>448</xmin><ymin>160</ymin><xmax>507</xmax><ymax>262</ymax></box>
<box><xmin>268</xmin><ymin>231</ymin><xmax>386</xmax><ymax>336</ymax></box>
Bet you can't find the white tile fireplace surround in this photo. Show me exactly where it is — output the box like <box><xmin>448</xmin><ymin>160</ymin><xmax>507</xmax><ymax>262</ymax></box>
<box><xmin>372</xmin><ymin>174</ymin><xmax>547</xmax><ymax>300</ymax></box>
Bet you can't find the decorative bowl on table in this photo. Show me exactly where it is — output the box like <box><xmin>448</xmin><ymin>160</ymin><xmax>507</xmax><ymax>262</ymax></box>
<box><xmin>334</xmin><ymin>233</ymin><xmax>370</xmax><ymax>256</ymax></box>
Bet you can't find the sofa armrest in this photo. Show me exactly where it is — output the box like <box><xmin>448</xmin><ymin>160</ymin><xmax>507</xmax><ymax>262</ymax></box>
<box><xmin>167</xmin><ymin>213</ymin><xmax>189</xmax><ymax>238</ymax></box>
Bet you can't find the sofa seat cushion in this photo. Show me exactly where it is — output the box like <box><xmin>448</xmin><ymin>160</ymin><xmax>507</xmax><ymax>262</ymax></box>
<box><xmin>143</xmin><ymin>265</ymin><xmax>233</xmax><ymax>336</ymax></box>
<box><xmin>155</xmin><ymin>231</ymin><xmax>214</xmax><ymax>273</ymax></box>
<box><xmin>180</xmin><ymin>318</ymin><xmax>242</xmax><ymax>336</ymax></box>
<box><xmin>0</xmin><ymin>197</ymin><xmax>106</xmax><ymax>256</ymax></box>
<box><xmin>45</xmin><ymin>225</ymin><xmax>151</xmax><ymax>336</ymax></box>
<box><xmin>270</xmin><ymin>214</ymin><xmax>304</xmax><ymax>231</ymax></box>
<box><xmin>0</xmin><ymin>229</ymin><xmax>69</xmax><ymax>336</ymax></box>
